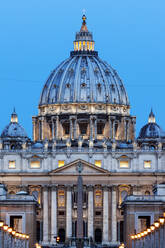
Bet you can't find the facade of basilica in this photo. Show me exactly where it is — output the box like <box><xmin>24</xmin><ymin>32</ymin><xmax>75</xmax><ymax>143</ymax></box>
<box><xmin>0</xmin><ymin>15</ymin><xmax>165</xmax><ymax>248</ymax></box>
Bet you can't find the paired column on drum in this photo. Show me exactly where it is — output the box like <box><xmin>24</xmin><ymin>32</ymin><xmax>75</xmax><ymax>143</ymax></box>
<box><xmin>88</xmin><ymin>186</ymin><xmax>94</xmax><ymax>239</ymax></box>
<box><xmin>51</xmin><ymin>185</ymin><xmax>57</xmax><ymax>243</ymax></box>
<box><xmin>43</xmin><ymin>185</ymin><xmax>49</xmax><ymax>243</ymax></box>
<box><xmin>103</xmin><ymin>186</ymin><xmax>109</xmax><ymax>244</ymax></box>
<box><xmin>111</xmin><ymin>185</ymin><xmax>117</xmax><ymax>243</ymax></box>
<box><xmin>66</xmin><ymin>186</ymin><xmax>72</xmax><ymax>238</ymax></box>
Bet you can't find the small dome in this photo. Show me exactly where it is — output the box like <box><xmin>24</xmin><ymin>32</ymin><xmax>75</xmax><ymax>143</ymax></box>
<box><xmin>1</xmin><ymin>110</ymin><xmax>28</xmax><ymax>139</ymax></box>
<box><xmin>39</xmin><ymin>16</ymin><xmax>129</xmax><ymax>106</ymax></box>
<box><xmin>32</xmin><ymin>142</ymin><xmax>43</xmax><ymax>149</ymax></box>
<box><xmin>138</xmin><ymin>110</ymin><xmax>165</xmax><ymax>139</ymax></box>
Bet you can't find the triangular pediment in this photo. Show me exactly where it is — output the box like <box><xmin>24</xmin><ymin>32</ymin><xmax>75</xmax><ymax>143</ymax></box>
<box><xmin>49</xmin><ymin>159</ymin><xmax>110</xmax><ymax>175</ymax></box>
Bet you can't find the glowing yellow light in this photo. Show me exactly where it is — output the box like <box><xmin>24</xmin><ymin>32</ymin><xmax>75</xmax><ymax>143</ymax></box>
<box><xmin>150</xmin><ymin>225</ymin><xmax>155</xmax><ymax>231</ymax></box>
<box><xmin>134</xmin><ymin>235</ymin><xmax>137</xmax><ymax>239</ymax></box>
<box><xmin>12</xmin><ymin>230</ymin><xmax>16</xmax><ymax>235</ymax></box>
<box><xmin>144</xmin><ymin>231</ymin><xmax>148</xmax><ymax>235</ymax></box>
<box><xmin>95</xmin><ymin>160</ymin><xmax>102</xmax><ymax>167</ymax></box>
<box><xmin>154</xmin><ymin>222</ymin><xmax>160</xmax><ymax>228</ymax></box>
<box><xmin>26</xmin><ymin>235</ymin><xmax>29</xmax><ymax>239</ymax></box>
<box><xmin>0</xmin><ymin>220</ymin><xmax>4</xmax><ymax>227</ymax></box>
<box><xmin>8</xmin><ymin>227</ymin><xmax>12</xmax><ymax>233</ymax></box>
<box><xmin>159</xmin><ymin>217</ymin><xmax>165</xmax><ymax>224</ymax></box>
<box><xmin>3</xmin><ymin>225</ymin><xmax>8</xmax><ymax>231</ymax></box>
<box><xmin>147</xmin><ymin>228</ymin><xmax>151</xmax><ymax>233</ymax></box>
<box><xmin>131</xmin><ymin>235</ymin><xmax>135</xmax><ymax>239</ymax></box>
<box><xmin>137</xmin><ymin>233</ymin><xmax>141</xmax><ymax>238</ymax></box>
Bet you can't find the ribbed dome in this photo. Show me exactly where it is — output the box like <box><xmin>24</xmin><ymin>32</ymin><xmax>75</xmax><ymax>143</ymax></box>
<box><xmin>1</xmin><ymin>110</ymin><xmax>28</xmax><ymax>139</ymax></box>
<box><xmin>39</xmin><ymin>16</ymin><xmax>129</xmax><ymax>106</ymax></box>
<box><xmin>138</xmin><ymin>110</ymin><xmax>165</xmax><ymax>139</ymax></box>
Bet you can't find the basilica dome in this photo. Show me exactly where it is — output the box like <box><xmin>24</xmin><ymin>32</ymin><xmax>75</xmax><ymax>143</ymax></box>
<box><xmin>1</xmin><ymin>110</ymin><xmax>28</xmax><ymax>139</ymax></box>
<box><xmin>138</xmin><ymin>110</ymin><xmax>165</xmax><ymax>139</ymax></box>
<box><xmin>39</xmin><ymin>15</ymin><xmax>129</xmax><ymax>106</ymax></box>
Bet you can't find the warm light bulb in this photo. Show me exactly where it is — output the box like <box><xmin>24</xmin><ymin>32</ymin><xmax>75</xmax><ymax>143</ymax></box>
<box><xmin>147</xmin><ymin>228</ymin><xmax>151</xmax><ymax>233</ymax></box>
<box><xmin>144</xmin><ymin>231</ymin><xmax>148</xmax><ymax>235</ymax></box>
<box><xmin>8</xmin><ymin>227</ymin><xmax>12</xmax><ymax>233</ymax></box>
<box><xmin>151</xmin><ymin>225</ymin><xmax>155</xmax><ymax>231</ymax></box>
<box><xmin>154</xmin><ymin>222</ymin><xmax>160</xmax><ymax>228</ymax></box>
<box><xmin>159</xmin><ymin>217</ymin><xmax>165</xmax><ymax>224</ymax></box>
<box><xmin>131</xmin><ymin>235</ymin><xmax>135</xmax><ymax>239</ymax></box>
<box><xmin>3</xmin><ymin>225</ymin><xmax>8</xmax><ymax>231</ymax></box>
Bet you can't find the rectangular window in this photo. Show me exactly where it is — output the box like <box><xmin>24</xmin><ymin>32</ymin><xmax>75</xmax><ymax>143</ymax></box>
<box><xmin>95</xmin><ymin>160</ymin><xmax>102</xmax><ymax>167</ymax></box>
<box><xmin>30</xmin><ymin>161</ymin><xmax>40</xmax><ymax>168</ymax></box>
<box><xmin>97</xmin><ymin>123</ymin><xmax>105</xmax><ymax>135</ymax></box>
<box><xmin>8</xmin><ymin>161</ymin><xmax>16</xmax><ymax>169</ymax></box>
<box><xmin>58</xmin><ymin>160</ymin><xmax>65</xmax><ymax>167</ymax></box>
<box><xmin>10</xmin><ymin>216</ymin><xmax>22</xmax><ymax>232</ymax></box>
<box><xmin>79</xmin><ymin>123</ymin><xmax>88</xmax><ymax>135</ymax></box>
<box><xmin>144</xmin><ymin>160</ymin><xmax>151</xmax><ymax>168</ymax></box>
<box><xmin>138</xmin><ymin>216</ymin><xmax>150</xmax><ymax>233</ymax></box>
<box><xmin>58</xmin><ymin>190</ymin><xmax>65</xmax><ymax>207</ymax></box>
<box><xmin>119</xmin><ymin>161</ymin><xmax>129</xmax><ymax>168</ymax></box>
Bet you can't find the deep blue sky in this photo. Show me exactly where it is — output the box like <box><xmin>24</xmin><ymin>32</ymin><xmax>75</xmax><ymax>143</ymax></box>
<box><xmin>0</xmin><ymin>0</ymin><xmax>165</xmax><ymax>138</ymax></box>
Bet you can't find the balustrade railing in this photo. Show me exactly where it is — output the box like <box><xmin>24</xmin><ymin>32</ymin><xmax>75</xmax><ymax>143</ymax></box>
<box><xmin>0</xmin><ymin>220</ymin><xmax>29</xmax><ymax>248</ymax></box>
<box><xmin>131</xmin><ymin>213</ymin><xmax>165</xmax><ymax>248</ymax></box>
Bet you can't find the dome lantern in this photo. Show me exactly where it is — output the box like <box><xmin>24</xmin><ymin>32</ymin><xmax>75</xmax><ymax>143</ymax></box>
<box><xmin>11</xmin><ymin>108</ymin><xmax>18</xmax><ymax>123</ymax></box>
<box><xmin>73</xmin><ymin>15</ymin><xmax>95</xmax><ymax>54</ymax></box>
<box><xmin>148</xmin><ymin>109</ymin><xmax>155</xmax><ymax>123</ymax></box>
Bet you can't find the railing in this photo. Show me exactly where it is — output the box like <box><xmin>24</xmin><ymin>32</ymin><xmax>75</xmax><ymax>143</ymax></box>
<box><xmin>130</xmin><ymin>212</ymin><xmax>165</xmax><ymax>248</ymax></box>
<box><xmin>0</xmin><ymin>220</ymin><xmax>29</xmax><ymax>248</ymax></box>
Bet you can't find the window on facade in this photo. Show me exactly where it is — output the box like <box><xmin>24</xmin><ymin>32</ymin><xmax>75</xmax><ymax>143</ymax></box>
<box><xmin>58</xmin><ymin>190</ymin><xmax>65</xmax><ymax>207</ymax></box>
<box><xmin>10</xmin><ymin>216</ymin><xmax>22</xmax><ymax>232</ymax></box>
<box><xmin>95</xmin><ymin>160</ymin><xmax>102</xmax><ymax>167</ymax></box>
<box><xmin>97</xmin><ymin>123</ymin><xmax>105</xmax><ymax>135</ymax></box>
<box><xmin>119</xmin><ymin>161</ymin><xmax>129</xmax><ymax>168</ymax></box>
<box><xmin>95</xmin><ymin>189</ymin><xmax>102</xmax><ymax>207</ymax></box>
<box><xmin>79</xmin><ymin>123</ymin><xmax>88</xmax><ymax>135</ymax></box>
<box><xmin>144</xmin><ymin>160</ymin><xmax>151</xmax><ymax>169</ymax></box>
<box><xmin>58</xmin><ymin>160</ymin><xmax>65</xmax><ymax>167</ymax></box>
<box><xmin>63</xmin><ymin>123</ymin><xmax>70</xmax><ymax>135</ymax></box>
<box><xmin>8</xmin><ymin>160</ymin><xmax>16</xmax><ymax>169</ymax></box>
<box><xmin>30</xmin><ymin>161</ymin><xmax>40</xmax><ymax>168</ymax></box>
<box><xmin>138</xmin><ymin>216</ymin><xmax>150</xmax><ymax>233</ymax></box>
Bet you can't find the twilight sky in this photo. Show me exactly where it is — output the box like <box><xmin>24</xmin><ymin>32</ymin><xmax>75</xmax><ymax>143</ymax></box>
<box><xmin>0</xmin><ymin>0</ymin><xmax>165</xmax><ymax>138</ymax></box>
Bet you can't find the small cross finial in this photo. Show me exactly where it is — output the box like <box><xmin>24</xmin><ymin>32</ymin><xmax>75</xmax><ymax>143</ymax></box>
<box><xmin>82</xmin><ymin>9</ymin><xmax>86</xmax><ymax>15</ymax></box>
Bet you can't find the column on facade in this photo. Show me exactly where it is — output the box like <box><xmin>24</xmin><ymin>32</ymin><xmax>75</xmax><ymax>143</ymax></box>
<box><xmin>111</xmin><ymin>186</ymin><xmax>117</xmax><ymax>243</ymax></box>
<box><xmin>51</xmin><ymin>118</ymin><xmax>55</xmax><ymax>140</ymax></box>
<box><xmin>132</xmin><ymin>118</ymin><xmax>136</xmax><ymax>141</ymax></box>
<box><xmin>112</xmin><ymin>120</ymin><xmax>115</xmax><ymax>140</ymax></box>
<box><xmin>108</xmin><ymin>116</ymin><xmax>112</xmax><ymax>140</ymax></box>
<box><xmin>126</xmin><ymin>120</ymin><xmax>130</xmax><ymax>141</ymax></box>
<box><xmin>51</xmin><ymin>185</ymin><xmax>57</xmax><ymax>243</ymax></box>
<box><xmin>55</xmin><ymin>116</ymin><xmax>59</xmax><ymax>139</ymax></box>
<box><xmin>94</xmin><ymin>117</ymin><xmax>97</xmax><ymax>140</ymax></box>
<box><xmin>38</xmin><ymin>119</ymin><xmax>41</xmax><ymax>141</ymax></box>
<box><xmin>103</xmin><ymin>186</ymin><xmax>109</xmax><ymax>244</ymax></box>
<box><xmin>73</xmin><ymin>117</ymin><xmax>77</xmax><ymax>139</ymax></box>
<box><xmin>124</xmin><ymin>118</ymin><xmax>127</xmax><ymax>141</ymax></box>
<box><xmin>41</xmin><ymin>117</ymin><xmax>45</xmax><ymax>140</ymax></box>
<box><xmin>88</xmin><ymin>186</ymin><xmax>94</xmax><ymax>239</ymax></box>
<box><xmin>43</xmin><ymin>185</ymin><xmax>49</xmax><ymax>243</ymax></box>
<box><xmin>66</xmin><ymin>186</ymin><xmax>72</xmax><ymax>239</ymax></box>
<box><xmin>70</xmin><ymin>117</ymin><xmax>73</xmax><ymax>140</ymax></box>
<box><xmin>90</xmin><ymin>116</ymin><xmax>93</xmax><ymax>140</ymax></box>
